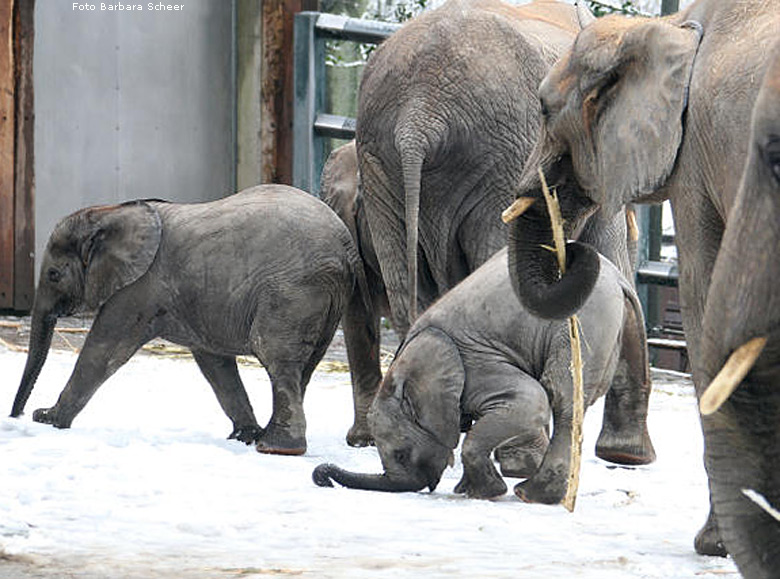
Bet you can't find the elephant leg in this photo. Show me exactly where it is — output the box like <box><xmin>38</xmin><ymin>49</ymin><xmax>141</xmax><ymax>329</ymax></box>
<box><xmin>32</xmin><ymin>300</ymin><xmax>155</xmax><ymax>428</ymax></box>
<box><xmin>251</xmin><ymin>291</ymin><xmax>340</xmax><ymax>456</ymax></box>
<box><xmin>514</xmin><ymin>350</ymin><xmax>577</xmax><ymax>505</ymax></box>
<box><xmin>596</xmin><ymin>294</ymin><xmax>656</xmax><ymax>465</ymax></box>
<box><xmin>342</xmin><ymin>285</ymin><xmax>382</xmax><ymax>447</ymax></box>
<box><xmin>456</xmin><ymin>373</ymin><xmax>550</xmax><ymax>499</ymax></box>
<box><xmin>495</xmin><ymin>428</ymin><xmax>550</xmax><ymax>479</ymax></box>
<box><xmin>255</xmin><ymin>361</ymin><xmax>309</xmax><ymax>455</ymax></box>
<box><xmin>694</xmin><ymin>508</ymin><xmax>727</xmax><ymax>557</ymax></box>
<box><xmin>191</xmin><ymin>350</ymin><xmax>261</xmax><ymax>444</ymax></box>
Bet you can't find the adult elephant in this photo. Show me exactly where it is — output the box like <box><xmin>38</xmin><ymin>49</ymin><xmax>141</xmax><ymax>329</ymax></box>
<box><xmin>504</xmin><ymin>1</ymin><xmax>779</xmax><ymax>575</ymax></box>
<box><xmin>355</xmin><ymin>0</ymin><xmax>635</xmax><ymax>338</ymax></box>
<box><xmin>698</xmin><ymin>42</ymin><xmax>780</xmax><ymax>578</ymax></box>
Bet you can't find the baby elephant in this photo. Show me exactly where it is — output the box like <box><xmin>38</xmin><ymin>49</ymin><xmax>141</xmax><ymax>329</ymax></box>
<box><xmin>11</xmin><ymin>185</ymin><xmax>366</xmax><ymax>456</ymax></box>
<box><xmin>314</xmin><ymin>248</ymin><xmax>655</xmax><ymax>501</ymax></box>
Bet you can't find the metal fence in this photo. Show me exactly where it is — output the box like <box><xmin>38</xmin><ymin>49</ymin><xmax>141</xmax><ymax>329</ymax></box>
<box><xmin>292</xmin><ymin>13</ymin><xmax>399</xmax><ymax>195</ymax></box>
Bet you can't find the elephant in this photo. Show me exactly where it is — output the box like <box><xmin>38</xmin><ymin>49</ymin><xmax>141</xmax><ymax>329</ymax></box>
<box><xmin>313</xmin><ymin>247</ymin><xmax>655</xmax><ymax>499</ymax></box>
<box><xmin>697</xmin><ymin>42</ymin><xmax>780</xmax><ymax>578</ymax></box>
<box><xmin>10</xmin><ymin>185</ymin><xmax>367</xmax><ymax>456</ymax></box>
<box><xmin>320</xmin><ymin>140</ymin><xmax>389</xmax><ymax>447</ymax></box>
<box><xmin>503</xmin><ymin>1</ymin><xmax>779</xmax><ymax>574</ymax></box>
<box><xmin>320</xmin><ymin>140</ymin><xmax>644</xmax><ymax>451</ymax></box>
<box><xmin>355</xmin><ymin>0</ymin><xmax>637</xmax><ymax>339</ymax></box>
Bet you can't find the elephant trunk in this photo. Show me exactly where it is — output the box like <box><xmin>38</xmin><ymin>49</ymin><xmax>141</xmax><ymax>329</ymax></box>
<box><xmin>10</xmin><ymin>304</ymin><xmax>58</xmax><ymax>417</ymax></box>
<box><xmin>507</xmin><ymin>199</ymin><xmax>601</xmax><ymax>321</ymax></box>
<box><xmin>698</xmin><ymin>191</ymin><xmax>780</xmax><ymax>577</ymax></box>
<box><xmin>313</xmin><ymin>463</ymin><xmax>425</xmax><ymax>493</ymax></box>
<box><xmin>701</xmin><ymin>392</ymin><xmax>780</xmax><ymax>579</ymax></box>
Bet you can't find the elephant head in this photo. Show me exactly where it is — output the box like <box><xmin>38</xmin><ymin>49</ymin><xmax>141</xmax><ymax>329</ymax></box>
<box><xmin>696</xmin><ymin>44</ymin><xmax>780</xmax><ymax>577</ymax></box>
<box><xmin>10</xmin><ymin>201</ymin><xmax>162</xmax><ymax>418</ymax></box>
<box><xmin>507</xmin><ymin>14</ymin><xmax>702</xmax><ymax>319</ymax></box>
<box><xmin>313</xmin><ymin>328</ymin><xmax>462</xmax><ymax>493</ymax></box>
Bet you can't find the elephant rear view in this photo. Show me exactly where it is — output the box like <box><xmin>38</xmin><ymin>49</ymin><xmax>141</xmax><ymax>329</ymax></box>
<box><xmin>356</xmin><ymin>0</ymin><xmax>593</xmax><ymax>336</ymax></box>
<box><xmin>10</xmin><ymin>184</ymin><xmax>367</xmax><ymax>456</ymax></box>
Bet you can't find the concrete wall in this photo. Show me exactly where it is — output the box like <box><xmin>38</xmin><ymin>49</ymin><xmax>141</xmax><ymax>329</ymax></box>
<box><xmin>34</xmin><ymin>0</ymin><xmax>236</xmax><ymax>271</ymax></box>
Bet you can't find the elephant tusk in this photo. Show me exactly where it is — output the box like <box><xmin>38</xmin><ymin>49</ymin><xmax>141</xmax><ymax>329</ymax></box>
<box><xmin>700</xmin><ymin>337</ymin><xmax>767</xmax><ymax>415</ymax></box>
<box><xmin>501</xmin><ymin>197</ymin><xmax>536</xmax><ymax>224</ymax></box>
<box><xmin>742</xmin><ymin>489</ymin><xmax>780</xmax><ymax>523</ymax></box>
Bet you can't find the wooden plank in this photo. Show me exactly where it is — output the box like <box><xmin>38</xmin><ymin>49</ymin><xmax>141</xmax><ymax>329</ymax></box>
<box><xmin>0</xmin><ymin>0</ymin><xmax>15</xmax><ymax>309</ymax></box>
<box><xmin>13</xmin><ymin>0</ymin><xmax>34</xmax><ymax>311</ymax></box>
<box><xmin>261</xmin><ymin>0</ymin><xmax>318</xmax><ymax>185</ymax></box>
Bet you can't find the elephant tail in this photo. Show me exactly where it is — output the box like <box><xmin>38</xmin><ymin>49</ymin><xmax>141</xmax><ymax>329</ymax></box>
<box><xmin>396</xmin><ymin>134</ymin><xmax>425</xmax><ymax>329</ymax></box>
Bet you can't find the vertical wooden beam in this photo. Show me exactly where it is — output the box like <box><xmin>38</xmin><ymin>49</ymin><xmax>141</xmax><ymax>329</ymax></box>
<box><xmin>261</xmin><ymin>0</ymin><xmax>318</xmax><ymax>185</ymax></box>
<box><xmin>0</xmin><ymin>0</ymin><xmax>15</xmax><ymax>309</ymax></box>
<box><xmin>13</xmin><ymin>0</ymin><xmax>34</xmax><ymax>310</ymax></box>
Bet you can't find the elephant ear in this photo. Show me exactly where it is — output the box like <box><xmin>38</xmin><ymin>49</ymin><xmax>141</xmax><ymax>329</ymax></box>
<box><xmin>580</xmin><ymin>19</ymin><xmax>702</xmax><ymax>208</ymax></box>
<box><xmin>391</xmin><ymin>328</ymin><xmax>465</xmax><ymax>450</ymax></box>
<box><xmin>79</xmin><ymin>201</ymin><xmax>162</xmax><ymax>310</ymax></box>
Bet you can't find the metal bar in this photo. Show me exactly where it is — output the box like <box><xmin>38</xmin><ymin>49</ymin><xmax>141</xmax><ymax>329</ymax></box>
<box><xmin>293</xmin><ymin>12</ymin><xmax>326</xmax><ymax>195</ymax></box>
<box><xmin>314</xmin><ymin>113</ymin><xmax>356</xmax><ymax>140</ymax></box>
<box><xmin>315</xmin><ymin>13</ymin><xmax>400</xmax><ymax>43</ymax></box>
<box><xmin>637</xmin><ymin>260</ymin><xmax>679</xmax><ymax>287</ymax></box>
<box><xmin>293</xmin><ymin>12</ymin><xmax>397</xmax><ymax>196</ymax></box>
<box><xmin>661</xmin><ymin>0</ymin><xmax>680</xmax><ymax>16</ymax></box>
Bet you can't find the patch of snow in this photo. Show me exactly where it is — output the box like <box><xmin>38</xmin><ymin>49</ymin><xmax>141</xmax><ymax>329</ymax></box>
<box><xmin>0</xmin><ymin>348</ymin><xmax>738</xmax><ymax>577</ymax></box>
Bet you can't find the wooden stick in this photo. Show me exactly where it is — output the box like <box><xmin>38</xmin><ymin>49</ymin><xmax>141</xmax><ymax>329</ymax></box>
<box><xmin>537</xmin><ymin>168</ymin><xmax>584</xmax><ymax>513</ymax></box>
<box><xmin>501</xmin><ymin>196</ymin><xmax>536</xmax><ymax>224</ymax></box>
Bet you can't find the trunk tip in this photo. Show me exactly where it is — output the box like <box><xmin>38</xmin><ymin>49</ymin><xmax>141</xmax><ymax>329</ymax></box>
<box><xmin>313</xmin><ymin>463</ymin><xmax>336</xmax><ymax>487</ymax></box>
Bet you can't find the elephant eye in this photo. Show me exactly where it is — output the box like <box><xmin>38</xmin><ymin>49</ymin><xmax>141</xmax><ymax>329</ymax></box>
<box><xmin>540</xmin><ymin>96</ymin><xmax>550</xmax><ymax>119</ymax></box>
<box><xmin>765</xmin><ymin>138</ymin><xmax>780</xmax><ymax>184</ymax></box>
<box><xmin>47</xmin><ymin>268</ymin><xmax>62</xmax><ymax>283</ymax></box>
<box><xmin>394</xmin><ymin>448</ymin><xmax>412</xmax><ymax>467</ymax></box>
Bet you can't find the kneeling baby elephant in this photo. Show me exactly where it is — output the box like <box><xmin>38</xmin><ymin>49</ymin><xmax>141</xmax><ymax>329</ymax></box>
<box><xmin>10</xmin><ymin>185</ymin><xmax>367</xmax><ymax>456</ymax></box>
<box><xmin>314</xmin><ymin>248</ymin><xmax>655</xmax><ymax>501</ymax></box>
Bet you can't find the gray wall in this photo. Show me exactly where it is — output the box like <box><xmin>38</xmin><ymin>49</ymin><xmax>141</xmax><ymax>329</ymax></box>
<box><xmin>34</xmin><ymin>1</ymin><xmax>236</xmax><ymax>272</ymax></box>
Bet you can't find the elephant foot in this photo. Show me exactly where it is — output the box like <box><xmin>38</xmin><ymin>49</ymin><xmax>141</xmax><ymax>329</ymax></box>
<box><xmin>513</xmin><ymin>467</ymin><xmax>567</xmax><ymax>505</ymax></box>
<box><xmin>595</xmin><ymin>428</ymin><xmax>656</xmax><ymax>466</ymax></box>
<box><xmin>454</xmin><ymin>473</ymin><xmax>507</xmax><ymax>499</ymax></box>
<box><xmin>346</xmin><ymin>423</ymin><xmax>374</xmax><ymax>448</ymax></box>
<box><xmin>495</xmin><ymin>436</ymin><xmax>548</xmax><ymax>479</ymax></box>
<box><xmin>255</xmin><ymin>425</ymin><xmax>306</xmax><ymax>456</ymax></box>
<box><xmin>32</xmin><ymin>407</ymin><xmax>71</xmax><ymax>429</ymax></box>
<box><xmin>229</xmin><ymin>424</ymin><xmax>264</xmax><ymax>445</ymax></box>
<box><xmin>694</xmin><ymin>511</ymin><xmax>728</xmax><ymax>557</ymax></box>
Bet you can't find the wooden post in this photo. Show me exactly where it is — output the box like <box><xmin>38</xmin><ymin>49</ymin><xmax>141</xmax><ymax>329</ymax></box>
<box><xmin>261</xmin><ymin>0</ymin><xmax>318</xmax><ymax>185</ymax></box>
<box><xmin>0</xmin><ymin>0</ymin><xmax>15</xmax><ymax>308</ymax></box>
<box><xmin>0</xmin><ymin>0</ymin><xmax>34</xmax><ymax>312</ymax></box>
<box><xmin>13</xmin><ymin>0</ymin><xmax>35</xmax><ymax>311</ymax></box>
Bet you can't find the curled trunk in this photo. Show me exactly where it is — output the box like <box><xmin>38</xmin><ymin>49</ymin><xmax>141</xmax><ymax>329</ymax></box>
<box><xmin>507</xmin><ymin>201</ymin><xmax>601</xmax><ymax>320</ymax></box>
<box><xmin>312</xmin><ymin>463</ymin><xmax>424</xmax><ymax>493</ymax></box>
<box><xmin>10</xmin><ymin>310</ymin><xmax>57</xmax><ymax>417</ymax></box>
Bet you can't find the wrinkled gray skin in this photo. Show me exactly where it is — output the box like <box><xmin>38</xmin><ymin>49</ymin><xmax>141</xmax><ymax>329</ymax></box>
<box><xmin>321</xmin><ymin>140</ymin><xmax>644</xmax><ymax>452</ymax></box>
<box><xmin>505</xmin><ymin>1</ymin><xmax>779</xmax><ymax>572</ymax></box>
<box><xmin>314</xmin><ymin>248</ymin><xmax>655</xmax><ymax>500</ymax></box>
<box><xmin>356</xmin><ymin>0</ymin><xmax>634</xmax><ymax>337</ymax></box>
<box><xmin>320</xmin><ymin>141</ymin><xmax>389</xmax><ymax>447</ymax></box>
<box><xmin>10</xmin><ymin>185</ymin><xmax>365</xmax><ymax>456</ymax></box>
<box><xmin>698</xmin><ymin>43</ymin><xmax>780</xmax><ymax>578</ymax></box>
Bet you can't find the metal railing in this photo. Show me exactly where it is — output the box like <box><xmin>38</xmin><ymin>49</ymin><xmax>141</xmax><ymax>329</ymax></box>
<box><xmin>293</xmin><ymin>12</ymin><xmax>399</xmax><ymax>195</ymax></box>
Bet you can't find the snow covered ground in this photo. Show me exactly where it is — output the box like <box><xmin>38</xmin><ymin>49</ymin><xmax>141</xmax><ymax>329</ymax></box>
<box><xmin>1</xmin><ymin>345</ymin><xmax>739</xmax><ymax>578</ymax></box>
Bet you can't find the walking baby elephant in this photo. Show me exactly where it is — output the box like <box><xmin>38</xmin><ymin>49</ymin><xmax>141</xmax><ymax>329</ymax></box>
<box><xmin>314</xmin><ymin>248</ymin><xmax>655</xmax><ymax>500</ymax></box>
<box><xmin>10</xmin><ymin>185</ymin><xmax>367</xmax><ymax>456</ymax></box>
